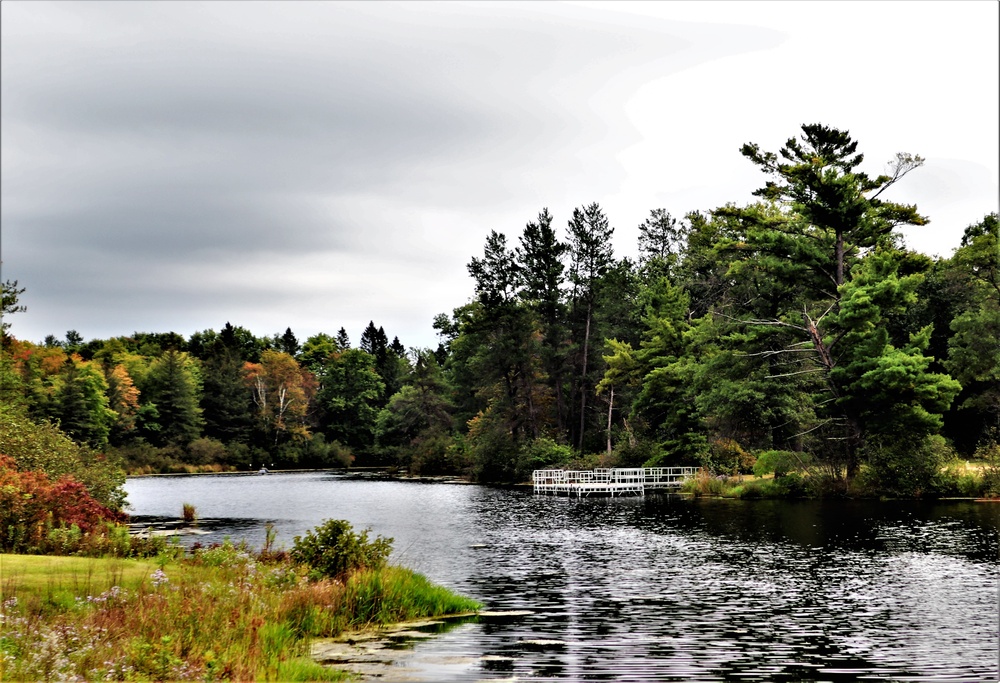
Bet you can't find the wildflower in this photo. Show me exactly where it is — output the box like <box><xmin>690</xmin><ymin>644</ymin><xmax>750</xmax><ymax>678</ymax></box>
<box><xmin>86</xmin><ymin>586</ymin><xmax>124</xmax><ymax>605</ymax></box>
<box><xmin>151</xmin><ymin>568</ymin><xmax>169</xmax><ymax>588</ymax></box>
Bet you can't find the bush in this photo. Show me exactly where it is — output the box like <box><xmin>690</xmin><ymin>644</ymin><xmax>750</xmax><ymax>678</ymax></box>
<box><xmin>0</xmin><ymin>404</ymin><xmax>126</xmax><ymax>509</ymax></box>
<box><xmin>408</xmin><ymin>432</ymin><xmax>457</xmax><ymax>475</ymax></box>
<box><xmin>466</xmin><ymin>410</ymin><xmax>520</xmax><ymax>483</ymax></box>
<box><xmin>933</xmin><ymin>463</ymin><xmax>985</xmax><ymax>497</ymax></box>
<box><xmin>976</xmin><ymin>441</ymin><xmax>1000</xmax><ymax>497</ymax></box>
<box><xmin>612</xmin><ymin>438</ymin><xmax>662</xmax><ymax>468</ymax></box>
<box><xmin>857</xmin><ymin>434</ymin><xmax>953</xmax><ymax>497</ymax></box>
<box><xmin>276</xmin><ymin>433</ymin><xmax>353</xmax><ymax>469</ymax></box>
<box><xmin>516</xmin><ymin>437</ymin><xmax>573</xmax><ymax>479</ymax></box>
<box><xmin>0</xmin><ymin>454</ymin><xmax>128</xmax><ymax>553</ymax></box>
<box><xmin>706</xmin><ymin>438</ymin><xmax>755</xmax><ymax>475</ymax></box>
<box><xmin>291</xmin><ymin>519</ymin><xmax>393</xmax><ymax>581</ymax></box>
<box><xmin>681</xmin><ymin>470</ymin><xmax>727</xmax><ymax>497</ymax></box>
<box><xmin>753</xmin><ymin>450</ymin><xmax>810</xmax><ymax>478</ymax></box>
<box><xmin>186</xmin><ymin>437</ymin><xmax>227</xmax><ymax>465</ymax></box>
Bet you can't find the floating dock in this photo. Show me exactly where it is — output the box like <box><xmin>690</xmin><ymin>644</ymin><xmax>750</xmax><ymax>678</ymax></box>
<box><xmin>532</xmin><ymin>467</ymin><xmax>702</xmax><ymax>497</ymax></box>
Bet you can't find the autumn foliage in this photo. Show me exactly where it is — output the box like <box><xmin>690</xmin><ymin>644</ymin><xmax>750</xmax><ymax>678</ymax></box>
<box><xmin>0</xmin><ymin>454</ymin><xmax>126</xmax><ymax>553</ymax></box>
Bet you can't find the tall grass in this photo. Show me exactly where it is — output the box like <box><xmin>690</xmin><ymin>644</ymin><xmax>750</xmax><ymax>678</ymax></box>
<box><xmin>0</xmin><ymin>543</ymin><xmax>480</xmax><ymax>681</ymax></box>
<box><xmin>680</xmin><ymin>471</ymin><xmax>808</xmax><ymax>498</ymax></box>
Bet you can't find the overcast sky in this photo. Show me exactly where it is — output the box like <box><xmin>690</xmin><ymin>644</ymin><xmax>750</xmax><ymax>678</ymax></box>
<box><xmin>2</xmin><ymin>1</ymin><xmax>997</xmax><ymax>350</ymax></box>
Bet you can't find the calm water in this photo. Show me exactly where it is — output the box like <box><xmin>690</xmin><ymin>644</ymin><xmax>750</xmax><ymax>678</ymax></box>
<box><xmin>125</xmin><ymin>471</ymin><xmax>1000</xmax><ymax>682</ymax></box>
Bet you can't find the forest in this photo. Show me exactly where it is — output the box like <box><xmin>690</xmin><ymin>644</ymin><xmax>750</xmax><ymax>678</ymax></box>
<box><xmin>2</xmin><ymin>124</ymin><xmax>998</xmax><ymax>497</ymax></box>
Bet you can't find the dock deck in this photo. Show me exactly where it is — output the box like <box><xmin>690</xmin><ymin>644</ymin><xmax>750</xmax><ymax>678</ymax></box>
<box><xmin>532</xmin><ymin>467</ymin><xmax>702</xmax><ymax>497</ymax></box>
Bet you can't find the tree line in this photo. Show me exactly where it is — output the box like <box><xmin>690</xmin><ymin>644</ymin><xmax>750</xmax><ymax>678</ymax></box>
<box><xmin>2</xmin><ymin>124</ymin><xmax>997</xmax><ymax>495</ymax></box>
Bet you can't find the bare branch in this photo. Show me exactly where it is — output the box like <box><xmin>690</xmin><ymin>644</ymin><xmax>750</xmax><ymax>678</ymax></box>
<box><xmin>767</xmin><ymin>368</ymin><xmax>826</xmax><ymax>379</ymax></box>
<box><xmin>791</xmin><ymin>419</ymin><xmax>836</xmax><ymax>438</ymax></box>
<box><xmin>813</xmin><ymin>300</ymin><xmax>839</xmax><ymax>325</ymax></box>
<box><xmin>869</xmin><ymin>153</ymin><xmax>925</xmax><ymax>201</ymax></box>
<box><xmin>737</xmin><ymin>348</ymin><xmax>818</xmax><ymax>358</ymax></box>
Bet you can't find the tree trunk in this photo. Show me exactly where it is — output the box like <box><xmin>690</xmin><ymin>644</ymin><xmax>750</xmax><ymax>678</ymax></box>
<box><xmin>835</xmin><ymin>230</ymin><xmax>845</xmax><ymax>288</ymax></box>
<box><xmin>577</xmin><ymin>302</ymin><xmax>592</xmax><ymax>453</ymax></box>
<box><xmin>606</xmin><ymin>385</ymin><xmax>614</xmax><ymax>456</ymax></box>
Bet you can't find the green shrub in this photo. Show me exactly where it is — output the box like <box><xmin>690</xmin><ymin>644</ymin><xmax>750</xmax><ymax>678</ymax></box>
<box><xmin>609</xmin><ymin>438</ymin><xmax>661</xmax><ymax>468</ymax></box>
<box><xmin>46</xmin><ymin>524</ymin><xmax>84</xmax><ymax>554</ymax></box>
<box><xmin>0</xmin><ymin>404</ymin><xmax>126</xmax><ymax>509</ymax></box>
<box><xmin>186</xmin><ymin>437</ymin><xmax>227</xmax><ymax>465</ymax></box>
<box><xmin>753</xmin><ymin>450</ymin><xmax>810</xmax><ymax>478</ymax></box>
<box><xmin>291</xmin><ymin>519</ymin><xmax>393</xmax><ymax>581</ymax></box>
<box><xmin>193</xmin><ymin>539</ymin><xmax>255</xmax><ymax>568</ymax></box>
<box><xmin>706</xmin><ymin>438</ymin><xmax>755</xmax><ymax>475</ymax></box>
<box><xmin>408</xmin><ymin>432</ymin><xmax>457</xmax><ymax>475</ymax></box>
<box><xmin>858</xmin><ymin>434</ymin><xmax>953</xmax><ymax>497</ymax></box>
<box><xmin>516</xmin><ymin>437</ymin><xmax>574</xmax><ymax>478</ymax></box>
<box><xmin>681</xmin><ymin>470</ymin><xmax>726</xmax><ymax>496</ymax></box>
<box><xmin>977</xmin><ymin>442</ymin><xmax>1000</xmax><ymax>497</ymax></box>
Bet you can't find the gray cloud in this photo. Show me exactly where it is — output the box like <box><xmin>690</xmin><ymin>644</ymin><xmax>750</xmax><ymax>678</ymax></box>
<box><xmin>1</xmin><ymin>1</ymin><xmax>788</xmax><ymax>345</ymax></box>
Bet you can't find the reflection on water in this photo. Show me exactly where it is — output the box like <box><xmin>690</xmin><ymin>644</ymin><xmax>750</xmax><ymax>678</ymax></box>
<box><xmin>125</xmin><ymin>472</ymin><xmax>1000</xmax><ymax>681</ymax></box>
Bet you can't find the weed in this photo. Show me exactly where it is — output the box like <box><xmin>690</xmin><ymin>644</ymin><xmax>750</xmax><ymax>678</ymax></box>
<box><xmin>181</xmin><ymin>503</ymin><xmax>197</xmax><ymax>525</ymax></box>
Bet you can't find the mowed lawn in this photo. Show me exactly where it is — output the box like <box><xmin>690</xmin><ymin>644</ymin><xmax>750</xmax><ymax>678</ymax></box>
<box><xmin>1</xmin><ymin>553</ymin><xmax>162</xmax><ymax>602</ymax></box>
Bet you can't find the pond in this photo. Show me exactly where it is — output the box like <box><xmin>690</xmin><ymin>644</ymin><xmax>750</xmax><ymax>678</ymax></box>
<box><xmin>125</xmin><ymin>471</ymin><xmax>1000</xmax><ymax>681</ymax></box>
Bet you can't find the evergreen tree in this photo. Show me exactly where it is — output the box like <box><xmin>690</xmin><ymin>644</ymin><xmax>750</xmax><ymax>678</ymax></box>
<box><xmin>278</xmin><ymin>327</ymin><xmax>300</xmax><ymax>357</ymax></box>
<box><xmin>567</xmin><ymin>202</ymin><xmax>614</xmax><ymax>451</ymax></box>
<box><xmin>141</xmin><ymin>350</ymin><xmax>204</xmax><ymax>446</ymax></box>
<box><xmin>389</xmin><ymin>336</ymin><xmax>406</xmax><ymax>358</ymax></box>
<box><xmin>359</xmin><ymin>322</ymin><xmax>388</xmax><ymax>357</ymax></box>
<box><xmin>201</xmin><ymin>342</ymin><xmax>253</xmax><ymax>444</ymax></box>
<box><xmin>719</xmin><ymin>124</ymin><xmax>954</xmax><ymax>481</ymax></box>
<box><xmin>944</xmin><ymin>213</ymin><xmax>1000</xmax><ymax>451</ymax></box>
<box><xmin>462</xmin><ymin>230</ymin><xmax>554</xmax><ymax>478</ymax></box>
<box><xmin>375</xmin><ymin>350</ymin><xmax>456</xmax><ymax>473</ymax></box>
<box><xmin>1</xmin><ymin>279</ymin><xmax>26</xmax><ymax>346</ymax></box>
<box><xmin>217</xmin><ymin>322</ymin><xmax>264</xmax><ymax>362</ymax></box>
<box><xmin>638</xmin><ymin>209</ymin><xmax>689</xmax><ymax>280</ymax></box>
<box><xmin>336</xmin><ymin>327</ymin><xmax>351</xmax><ymax>350</ymax></box>
<box><xmin>53</xmin><ymin>357</ymin><xmax>114</xmax><ymax>449</ymax></box>
<box><xmin>517</xmin><ymin>208</ymin><xmax>570</xmax><ymax>432</ymax></box>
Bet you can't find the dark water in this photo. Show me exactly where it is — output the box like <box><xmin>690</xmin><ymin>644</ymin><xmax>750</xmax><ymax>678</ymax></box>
<box><xmin>125</xmin><ymin>472</ymin><xmax>1000</xmax><ymax>681</ymax></box>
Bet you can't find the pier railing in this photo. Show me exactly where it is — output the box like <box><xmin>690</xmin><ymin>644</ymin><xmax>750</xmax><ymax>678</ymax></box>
<box><xmin>532</xmin><ymin>466</ymin><xmax>701</xmax><ymax>497</ymax></box>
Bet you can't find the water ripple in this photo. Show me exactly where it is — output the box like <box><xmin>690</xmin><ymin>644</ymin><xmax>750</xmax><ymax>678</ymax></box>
<box><xmin>126</xmin><ymin>473</ymin><xmax>1000</xmax><ymax>681</ymax></box>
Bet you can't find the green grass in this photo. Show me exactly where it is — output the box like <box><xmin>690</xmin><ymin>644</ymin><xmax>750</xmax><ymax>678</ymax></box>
<box><xmin>680</xmin><ymin>471</ymin><xmax>808</xmax><ymax>498</ymax></box>
<box><xmin>0</xmin><ymin>554</ymin><xmax>161</xmax><ymax>605</ymax></box>
<box><xmin>0</xmin><ymin>547</ymin><xmax>481</xmax><ymax>681</ymax></box>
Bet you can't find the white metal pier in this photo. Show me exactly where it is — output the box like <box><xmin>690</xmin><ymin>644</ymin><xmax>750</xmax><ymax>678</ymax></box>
<box><xmin>532</xmin><ymin>467</ymin><xmax>702</xmax><ymax>497</ymax></box>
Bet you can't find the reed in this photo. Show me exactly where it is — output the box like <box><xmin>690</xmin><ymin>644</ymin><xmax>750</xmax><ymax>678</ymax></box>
<box><xmin>181</xmin><ymin>502</ymin><xmax>198</xmax><ymax>525</ymax></box>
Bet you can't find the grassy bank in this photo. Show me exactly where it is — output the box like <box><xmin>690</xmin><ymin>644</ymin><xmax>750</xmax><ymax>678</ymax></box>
<box><xmin>0</xmin><ymin>545</ymin><xmax>481</xmax><ymax>681</ymax></box>
<box><xmin>681</xmin><ymin>458</ymin><xmax>999</xmax><ymax>499</ymax></box>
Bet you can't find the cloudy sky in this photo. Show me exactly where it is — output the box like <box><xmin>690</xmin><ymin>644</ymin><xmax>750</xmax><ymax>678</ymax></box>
<box><xmin>2</xmin><ymin>1</ymin><xmax>997</xmax><ymax>350</ymax></box>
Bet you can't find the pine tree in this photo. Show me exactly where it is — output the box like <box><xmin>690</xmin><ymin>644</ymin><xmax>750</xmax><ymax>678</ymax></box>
<box><xmin>517</xmin><ymin>208</ymin><xmax>569</xmax><ymax>431</ymax></box>
<box><xmin>336</xmin><ymin>327</ymin><xmax>350</xmax><ymax>350</ymax></box>
<box><xmin>567</xmin><ymin>202</ymin><xmax>614</xmax><ymax>451</ymax></box>
<box><xmin>142</xmin><ymin>350</ymin><xmax>204</xmax><ymax>446</ymax></box>
<box><xmin>278</xmin><ymin>327</ymin><xmax>300</xmax><ymax>357</ymax></box>
<box><xmin>201</xmin><ymin>343</ymin><xmax>253</xmax><ymax>444</ymax></box>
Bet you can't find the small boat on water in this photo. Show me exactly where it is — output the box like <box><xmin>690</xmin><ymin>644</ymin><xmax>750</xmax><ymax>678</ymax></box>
<box><xmin>257</xmin><ymin>466</ymin><xmax>269</xmax><ymax>475</ymax></box>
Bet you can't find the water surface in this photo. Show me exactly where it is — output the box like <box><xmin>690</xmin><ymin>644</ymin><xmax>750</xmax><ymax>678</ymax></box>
<box><xmin>125</xmin><ymin>472</ymin><xmax>1000</xmax><ymax>681</ymax></box>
